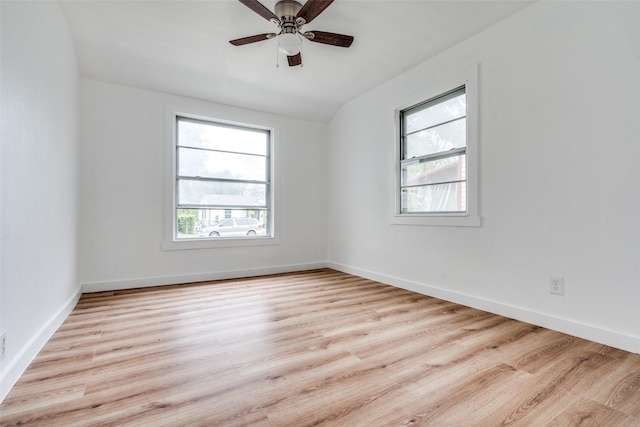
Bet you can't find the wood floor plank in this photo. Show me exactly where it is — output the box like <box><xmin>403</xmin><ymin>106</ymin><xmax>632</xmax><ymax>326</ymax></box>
<box><xmin>473</xmin><ymin>350</ymin><xmax>624</xmax><ymax>426</ymax></box>
<box><xmin>583</xmin><ymin>356</ymin><xmax>640</xmax><ymax>418</ymax></box>
<box><xmin>400</xmin><ymin>363</ymin><xmax>533</xmax><ymax>426</ymax></box>
<box><xmin>547</xmin><ymin>399</ymin><xmax>639</xmax><ymax>427</ymax></box>
<box><xmin>2</xmin><ymin>269</ymin><xmax>639</xmax><ymax>426</ymax></box>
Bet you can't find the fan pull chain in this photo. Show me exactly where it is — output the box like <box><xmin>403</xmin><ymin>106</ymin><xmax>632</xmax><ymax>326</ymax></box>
<box><xmin>275</xmin><ymin>44</ymin><xmax>280</xmax><ymax>68</ymax></box>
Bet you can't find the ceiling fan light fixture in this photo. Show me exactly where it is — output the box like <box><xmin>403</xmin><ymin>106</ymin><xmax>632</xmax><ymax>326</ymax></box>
<box><xmin>231</xmin><ymin>0</ymin><xmax>354</xmax><ymax>67</ymax></box>
<box><xmin>278</xmin><ymin>32</ymin><xmax>301</xmax><ymax>55</ymax></box>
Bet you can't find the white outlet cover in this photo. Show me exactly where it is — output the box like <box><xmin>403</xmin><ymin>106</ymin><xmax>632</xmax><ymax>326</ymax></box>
<box><xmin>550</xmin><ymin>277</ymin><xmax>564</xmax><ymax>295</ymax></box>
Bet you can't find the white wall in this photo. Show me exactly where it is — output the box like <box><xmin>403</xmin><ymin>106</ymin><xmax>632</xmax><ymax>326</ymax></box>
<box><xmin>0</xmin><ymin>1</ymin><xmax>80</xmax><ymax>401</ymax></box>
<box><xmin>327</xmin><ymin>1</ymin><xmax>640</xmax><ymax>353</ymax></box>
<box><xmin>78</xmin><ymin>79</ymin><xmax>328</xmax><ymax>290</ymax></box>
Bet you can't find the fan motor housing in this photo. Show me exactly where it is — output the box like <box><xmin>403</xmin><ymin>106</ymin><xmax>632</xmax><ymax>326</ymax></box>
<box><xmin>274</xmin><ymin>0</ymin><xmax>302</xmax><ymax>20</ymax></box>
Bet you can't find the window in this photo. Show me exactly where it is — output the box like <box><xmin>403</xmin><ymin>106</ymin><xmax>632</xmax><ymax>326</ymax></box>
<box><xmin>393</xmin><ymin>65</ymin><xmax>479</xmax><ymax>227</ymax></box>
<box><xmin>400</xmin><ymin>87</ymin><xmax>467</xmax><ymax>214</ymax></box>
<box><xmin>174</xmin><ymin>116</ymin><xmax>272</xmax><ymax>241</ymax></box>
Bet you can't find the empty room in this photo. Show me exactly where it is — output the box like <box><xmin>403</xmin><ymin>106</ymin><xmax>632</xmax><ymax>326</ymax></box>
<box><xmin>1</xmin><ymin>0</ymin><xmax>639</xmax><ymax>425</ymax></box>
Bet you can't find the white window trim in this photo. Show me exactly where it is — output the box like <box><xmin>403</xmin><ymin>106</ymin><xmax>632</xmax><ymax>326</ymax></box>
<box><xmin>391</xmin><ymin>65</ymin><xmax>480</xmax><ymax>227</ymax></box>
<box><xmin>162</xmin><ymin>103</ymin><xmax>281</xmax><ymax>250</ymax></box>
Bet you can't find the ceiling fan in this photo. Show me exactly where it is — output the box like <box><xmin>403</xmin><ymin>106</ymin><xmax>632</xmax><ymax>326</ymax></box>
<box><xmin>230</xmin><ymin>0</ymin><xmax>354</xmax><ymax>67</ymax></box>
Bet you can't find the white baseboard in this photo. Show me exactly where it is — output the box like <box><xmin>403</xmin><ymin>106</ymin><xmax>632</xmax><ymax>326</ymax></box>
<box><xmin>0</xmin><ymin>287</ymin><xmax>82</xmax><ymax>403</ymax></box>
<box><xmin>328</xmin><ymin>262</ymin><xmax>640</xmax><ymax>355</ymax></box>
<box><xmin>81</xmin><ymin>262</ymin><xmax>329</xmax><ymax>293</ymax></box>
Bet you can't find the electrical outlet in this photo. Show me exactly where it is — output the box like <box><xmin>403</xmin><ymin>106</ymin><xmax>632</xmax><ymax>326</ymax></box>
<box><xmin>550</xmin><ymin>277</ymin><xmax>564</xmax><ymax>295</ymax></box>
<box><xmin>1</xmin><ymin>331</ymin><xmax>5</xmax><ymax>359</ymax></box>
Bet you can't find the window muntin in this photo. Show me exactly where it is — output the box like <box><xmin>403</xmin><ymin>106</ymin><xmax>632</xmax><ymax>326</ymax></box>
<box><xmin>175</xmin><ymin>116</ymin><xmax>271</xmax><ymax>240</ymax></box>
<box><xmin>400</xmin><ymin>86</ymin><xmax>467</xmax><ymax>214</ymax></box>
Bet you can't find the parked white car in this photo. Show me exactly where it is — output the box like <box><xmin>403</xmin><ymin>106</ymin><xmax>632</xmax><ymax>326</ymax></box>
<box><xmin>201</xmin><ymin>217</ymin><xmax>263</xmax><ymax>237</ymax></box>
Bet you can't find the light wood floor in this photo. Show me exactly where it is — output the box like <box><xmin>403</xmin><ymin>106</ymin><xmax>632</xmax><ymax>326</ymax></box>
<box><xmin>1</xmin><ymin>269</ymin><xmax>639</xmax><ymax>426</ymax></box>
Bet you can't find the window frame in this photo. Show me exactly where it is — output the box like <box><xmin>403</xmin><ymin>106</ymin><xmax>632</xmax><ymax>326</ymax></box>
<box><xmin>162</xmin><ymin>104</ymin><xmax>280</xmax><ymax>250</ymax></box>
<box><xmin>391</xmin><ymin>65</ymin><xmax>480</xmax><ymax>227</ymax></box>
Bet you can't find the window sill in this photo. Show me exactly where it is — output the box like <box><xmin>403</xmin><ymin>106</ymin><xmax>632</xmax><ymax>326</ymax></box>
<box><xmin>390</xmin><ymin>214</ymin><xmax>481</xmax><ymax>227</ymax></box>
<box><xmin>162</xmin><ymin>236</ymin><xmax>282</xmax><ymax>251</ymax></box>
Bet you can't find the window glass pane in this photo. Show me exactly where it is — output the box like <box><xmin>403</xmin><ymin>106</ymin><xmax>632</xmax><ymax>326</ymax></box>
<box><xmin>178</xmin><ymin>180</ymin><xmax>266</xmax><ymax>207</ymax></box>
<box><xmin>404</xmin><ymin>93</ymin><xmax>466</xmax><ymax>135</ymax></box>
<box><xmin>404</xmin><ymin>118</ymin><xmax>466</xmax><ymax>159</ymax></box>
<box><xmin>176</xmin><ymin>208</ymin><xmax>268</xmax><ymax>238</ymax></box>
<box><xmin>402</xmin><ymin>182</ymin><xmax>467</xmax><ymax>213</ymax></box>
<box><xmin>178</xmin><ymin>147</ymin><xmax>266</xmax><ymax>182</ymax></box>
<box><xmin>178</xmin><ymin>119</ymin><xmax>267</xmax><ymax>155</ymax></box>
<box><xmin>402</xmin><ymin>154</ymin><xmax>466</xmax><ymax>186</ymax></box>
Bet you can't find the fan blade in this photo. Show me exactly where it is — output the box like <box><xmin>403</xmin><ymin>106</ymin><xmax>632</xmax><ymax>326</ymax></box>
<box><xmin>238</xmin><ymin>0</ymin><xmax>279</xmax><ymax>22</ymax></box>
<box><xmin>230</xmin><ymin>33</ymin><xmax>276</xmax><ymax>46</ymax></box>
<box><xmin>287</xmin><ymin>53</ymin><xmax>302</xmax><ymax>67</ymax></box>
<box><xmin>296</xmin><ymin>0</ymin><xmax>334</xmax><ymax>24</ymax></box>
<box><xmin>306</xmin><ymin>30</ymin><xmax>353</xmax><ymax>47</ymax></box>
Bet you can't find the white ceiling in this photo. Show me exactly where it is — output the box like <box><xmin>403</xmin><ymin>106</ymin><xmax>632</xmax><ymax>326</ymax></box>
<box><xmin>61</xmin><ymin>0</ymin><xmax>533</xmax><ymax>123</ymax></box>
